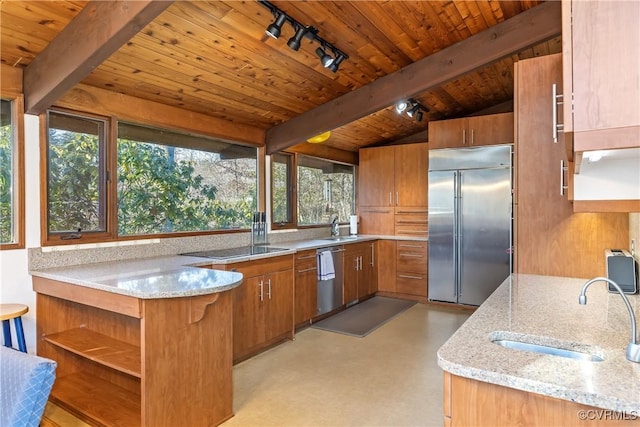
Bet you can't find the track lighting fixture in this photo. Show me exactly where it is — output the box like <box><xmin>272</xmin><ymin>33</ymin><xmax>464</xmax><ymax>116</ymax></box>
<box><xmin>258</xmin><ymin>0</ymin><xmax>349</xmax><ymax>73</ymax></box>
<box><xmin>265</xmin><ymin>12</ymin><xmax>286</xmax><ymax>39</ymax></box>
<box><xmin>287</xmin><ymin>25</ymin><xmax>307</xmax><ymax>51</ymax></box>
<box><xmin>395</xmin><ymin>99</ymin><xmax>427</xmax><ymax>122</ymax></box>
<box><xmin>315</xmin><ymin>47</ymin><xmax>334</xmax><ymax>68</ymax></box>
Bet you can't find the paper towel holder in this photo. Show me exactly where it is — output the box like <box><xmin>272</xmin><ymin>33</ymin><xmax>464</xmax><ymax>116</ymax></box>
<box><xmin>349</xmin><ymin>214</ymin><xmax>358</xmax><ymax>236</ymax></box>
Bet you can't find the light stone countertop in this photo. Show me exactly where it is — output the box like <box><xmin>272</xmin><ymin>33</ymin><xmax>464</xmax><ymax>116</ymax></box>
<box><xmin>30</xmin><ymin>255</ymin><xmax>243</xmax><ymax>299</ymax></box>
<box><xmin>28</xmin><ymin>234</ymin><xmax>426</xmax><ymax>298</ymax></box>
<box><xmin>437</xmin><ymin>273</ymin><xmax>640</xmax><ymax>413</ymax></box>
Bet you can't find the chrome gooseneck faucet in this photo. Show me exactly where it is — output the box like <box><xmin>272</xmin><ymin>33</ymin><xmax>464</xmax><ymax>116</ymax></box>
<box><xmin>579</xmin><ymin>277</ymin><xmax>640</xmax><ymax>363</ymax></box>
<box><xmin>330</xmin><ymin>215</ymin><xmax>339</xmax><ymax>236</ymax></box>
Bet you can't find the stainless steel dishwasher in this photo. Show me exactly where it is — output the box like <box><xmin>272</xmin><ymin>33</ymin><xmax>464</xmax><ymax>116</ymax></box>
<box><xmin>316</xmin><ymin>246</ymin><xmax>345</xmax><ymax>316</ymax></box>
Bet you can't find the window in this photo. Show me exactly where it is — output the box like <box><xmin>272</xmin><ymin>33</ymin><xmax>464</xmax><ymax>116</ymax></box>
<box><xmin>46</xmin><ymin>111</ymin><xmax>108</xmax><ymax>238</ymax></box>
<box><xmin>0</xmin><ymin>97</ymin><xmax>24</xmax><ymax>249</ymax></box>
<box><xmin>271</xmin><ymin>153</ymin><xmax>294</xmax><ymax>226</ymax></box>
<box><xmin>271</xmin><ymin>153</ymin><xmax>354</xmax><ymax>228</ymax></box>
<box><xmin>44</xmin><ymin>111</ymin><xmax>258</xmax><ymax>244</ymax></box>
<box><xmin>117</xmin><ymin>122</ymin><xmax>257</xmax><ymax>236</ymax></box>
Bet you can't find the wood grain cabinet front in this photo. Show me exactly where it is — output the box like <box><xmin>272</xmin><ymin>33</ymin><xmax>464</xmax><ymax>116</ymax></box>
<box><xmin>395</xmin><ymin>240</ymin><xmax>428</xmax><ymax>297</ymax></box>
<box><xmin>294</xmin><ymin>250</ymin><xmax>318</xmax><ymax>327</ymax></box>
<box><xmin>428</xmin><ymin>113</ymin><xmax>514</xmax><ymax>149</ymax></box>
<box><xmin>343</xmin><ymin>242</ymin><xmax>377</xmax><ymax>305</ymax></box>
<box><xmin>358</xmin><ymin>143</ymin><xmax>428</xmax><ymax>236</ymax></box>
<box><xmin>561</xmin><ymin>0</ymin><xmax>640</xmax><ymax>154</ymax></box>
<box><xmin>33</xmin><ymin>277</ymin><xmax>234</xmax><ymax>427</ymax></box>
<box><xmin>210</xmin><ymin>255</ymin><xmax>294</xmax><ymax>363</ymax></box>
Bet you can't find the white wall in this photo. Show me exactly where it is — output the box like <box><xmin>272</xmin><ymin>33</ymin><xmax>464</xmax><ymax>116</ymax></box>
<box><xmin>0</xmin><ymin>114</ymin><xmax>40</xmax><ymax>351</ymax></box>
<box><xmin>574</xmin><ymin>149</ymin><xmax>640</xmax><ymax>200</ymax></box>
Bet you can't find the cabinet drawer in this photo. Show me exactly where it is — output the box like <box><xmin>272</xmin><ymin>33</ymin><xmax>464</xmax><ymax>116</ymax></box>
<box><xmin>295</xmin><ymin>260</ymin><xmax>317</xmax><ymax>276</ymax></box>
<box><xmin>359</xmin><ymin>207</ymin><xmax>395</xmax><ymax>235</ymax></box>
<box><xmin>396</xmin><ymin>241</ymin><xmax>427</xmax><ymax>274</ymax></box>
<box><xmin>212</xmin><ymin>255</ymin><xmax>294</xmax><ymax>277</ymax></box>
<box><xmin>395</xmin><ymin>210</ymin><xmax>428</xmax><ymax>237</ymax></box>
<box><xmin>396</xmin><ymin>273</ymin><xmax>427</xmax><ymax>297</ymax></box>
<box><xmin>295</xmin><ymin>250</ymin><xmax>317</xmax><ymax>263</ymax></box>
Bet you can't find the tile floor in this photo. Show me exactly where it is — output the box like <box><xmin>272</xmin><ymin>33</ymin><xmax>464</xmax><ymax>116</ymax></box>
<box><xmin>44</xmin><ymin>303</ymin><xmax>470</xmax><ymax>427</ymax></box>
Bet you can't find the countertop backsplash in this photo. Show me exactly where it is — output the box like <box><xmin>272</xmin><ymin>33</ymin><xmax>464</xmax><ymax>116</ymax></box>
<box><xmin>28</xmin><ymin>226</ymin><xmax>339</xmax><ymax>270</ymax></box>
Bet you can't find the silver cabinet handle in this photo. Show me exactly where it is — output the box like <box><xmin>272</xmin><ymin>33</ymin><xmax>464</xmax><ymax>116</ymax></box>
<box><xmin>552</xmin><ymin>83</ymin><xmax>564</xmax><ymax>143</ymax></box>
<box><xmin>396</xmin><ymin>192</ymin><xmax>399</xmax><ymax>206</ymax></box>
<box><xmin>267</xmin><ymin>278</ymin><xmax>272</xmax><ymax>300</ymax></box>
<box><xmin>362</xmin><ymin>209</ymin><xmax>392</xmax><ymax>214</ymax></box>
<box><xmin>297</xmin><ymin>267</ymin><xmax>317</xmax><ymax>273</ymax></box>
<box><xmin>470</xmin><ymin>129</ymin><xmax>475</xmax><ymax>145</ymax></box>
<box><xmin>259</xmin><ymin>280</ymin><xmax>264</xmax><ymax>302</ymax></box>
<box><xmin>398</xmin><ymin>274</ymin><xmax>424</xmax><ymax>280</ymax></box>
<box><xmin>560</xmin><ymin>160</ymin><xmax>569</xmax><ymax>196</ymax></box>
<box><xmin>398</xmin><ymin>243</ymin><xmax>424</xmax><ymax>248</ymax></box>
<box><xmin>359</xmin><ymin>256</ymin><xmax>363</xmax><ymax>271</ymax></box>
<box><xmin>297</xmin><ymin>254</ymin><xmax>316</xmax><ymax>260</ymax></box>
<box><xmin>462</xmin><ymin>129</ymin><xmax>466</xmax><ymax>145</ymax></box>
<box><xmin>399</xmin><ymin>253</ymin><xmax>424</xmax><ymax>258</ymax></box>
<box><xmin>388</xmin><ymin>192</ymin><xmax>392</xmax><ymax>206</ymax></box>
<box><xmin>370</xmin><ymin>245</ymin><xmax>374</xmax><ymax>267</ymax></box>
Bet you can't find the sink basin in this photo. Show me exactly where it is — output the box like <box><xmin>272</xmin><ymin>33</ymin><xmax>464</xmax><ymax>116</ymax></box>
<box><xmin>492</xmin><ymin>339</ymin><xmax>604</xmax><ymax>362</ymax></box>
<box><xmin>320</xmin><ymin>236</ymin><xmax>359</xmax><ymax>242</ymax></box>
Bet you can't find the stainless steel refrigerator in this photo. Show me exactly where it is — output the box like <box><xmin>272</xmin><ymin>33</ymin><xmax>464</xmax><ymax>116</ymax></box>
<box><xmin>428</xmin><ymin>145</ymin><xmax>512</xmax><ymax>306</ymax></box>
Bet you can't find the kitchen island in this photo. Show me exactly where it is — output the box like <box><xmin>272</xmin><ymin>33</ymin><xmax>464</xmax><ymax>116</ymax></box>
<box><xmin>438</xmin><ymin>274</ymin><xmax>640</xmax><ymax>426</ymax></box>
<box><xmin>30</xmin><ymin>256</ymin><xmax>243</xmax><ymax>427</ymax></box>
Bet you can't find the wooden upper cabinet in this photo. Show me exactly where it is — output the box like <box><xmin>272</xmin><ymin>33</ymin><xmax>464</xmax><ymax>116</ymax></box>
<box><xmin>562</xmin><ymin>0</ymin><xmax>640</xmax><ymax>152</ymax></box>
<box><xmin>358</xmin><ymin>146</ymin><xmax>395</xmax><ymax>206</ymax></box>
<box><xmin>428</xmin><ymin>113</ymin><xmax>514</xmax><ymax>149</ymax></box>
<box><xmin>394</xmin><ymin>143</ymin><xmax>428</xmax><ymax>207</ymax></box>
<box><xmin>358</xmin><ymin>143</ymin><xmax>428</xmax><ymax>208</ymax></box>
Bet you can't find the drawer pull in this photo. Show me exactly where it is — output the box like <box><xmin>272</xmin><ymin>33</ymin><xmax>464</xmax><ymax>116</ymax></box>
<box><xmin>397</xmin><ymin>230</ymin><xmax>428</xmax><ymax>235</ymax></box>
<box><xmin>297</xmin><ymin>254</ymin><xmax>316</xmax><ymax>260</ymax></box>
<box><xmin>396</xmin><ymin>210</ymin><xmax>428</xmax><ymax>214</ymax></box>
<box><xmin>363</xmin><ymin>209</ymin><xmax>392</xmax><ymax>214</ymax></box>
<box><xmin>399</xmin><ymin>274</ymin><xmax>424</xmax><ymax>280</ymax></box>
<box><xmin>297</xmin><ymin>267</ymin><xmax>317</xmax><ymax>273</ymax></box>
<box><xmin>398</xmin><ymin>244</ymin><xmax>424</xmax><ymax>248</ymax></box>
<box><xmin>399</xmin><ymin>254</ymin><xmax>424</xmax><ymax>258</ymax></box>
<box><xmin>395</xmin><ymin>220</ymin><xmax>428</xmax><ymax>224</ymax></box>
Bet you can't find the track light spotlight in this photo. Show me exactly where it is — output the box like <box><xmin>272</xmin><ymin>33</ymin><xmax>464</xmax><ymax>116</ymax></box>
<box><xmin>407</xmin><ymin>103</ymin><xmax>421</xmax><ymax>118</ymax></box>
<box><xmin>265</xmin><ymin>12</ymin><xmax>287</xmax><ymax>39</ymax></box>
<box><xmin>328</xmin><ymin>53</ymin><xmax>346</xmax><ymax>73</ymax></box>
<box><xmin>416</xmin><ymin>111</ymin><xmax>424</xmax><ymax>122</ymax></box>
<box><xmin>316</xmin><ymin>47</ymin><xmax>334</xmax><ymax>68</ymax></box>
<box><xmin>395</xmin><ymin>100</ymin><xmax>409</xmax><ymax>114</ymax></box>
<box><xmin>287</xmin><ymin>25</ymin><xmax>307</xmax><ymax>51</ymax></box>
<box><xmin>259</xmin><ymin>0</ymin><xmax>348</xmax><ymax>73</ymax></box>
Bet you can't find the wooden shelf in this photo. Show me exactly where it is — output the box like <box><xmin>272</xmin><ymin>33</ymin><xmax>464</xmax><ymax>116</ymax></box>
<box><xmin>44</xmin><ymin>328</ymin><xmax>141</xmax><ymax>378</ymax></box>
<box><xmin>51</xmin><ymin>372</ymin><xmax>141</xmax><ymax>427</ymax></box>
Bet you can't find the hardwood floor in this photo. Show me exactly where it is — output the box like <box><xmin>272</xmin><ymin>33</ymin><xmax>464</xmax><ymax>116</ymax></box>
<box><xmin>44</xmin><ymin>303</ymin><xmax>470</xmax><ymax>427</ymax></box>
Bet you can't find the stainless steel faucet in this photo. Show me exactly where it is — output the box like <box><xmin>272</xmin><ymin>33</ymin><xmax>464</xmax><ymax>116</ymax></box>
<box><xmin>579</xmin><ymin>277</ymin><xmax>640</xmax><ymax>363</ymax></box>
<box><xmin>331</xmin><ymin>215</ymin><xmax>339</xmax><ymax>236</ymax></box>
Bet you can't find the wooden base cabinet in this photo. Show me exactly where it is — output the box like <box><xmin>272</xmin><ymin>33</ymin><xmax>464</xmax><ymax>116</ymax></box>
<box><xmin>395</xmin><ymin>240</ymin><xmax>427</xmax><ymax>297</ymax></box>
<box><xmin>444</xmin><ymin>372</ymin><xmax>635</xmax><ymax>426</ymax></box>
<box><xmin>344</xmin><ymin>242</ymin><xmax>377</xmax><ymax>304</ymax></box>
<box><xmin>33</xmin><ymin>277</ymin><xmax>234</xmax><ymax>427</ymax></box>
<box><xmin>294</xmin><ymin>249</ymin><xmax>318</xmax><ymax>326</ymax></box>
<box><xmin>209</xmin><ymin>255</ymin><xmax>294</xmax><ymax>362</ymax></box>
<box><xmin>514</xmin><ymin>53</ymin><xmax>628</xmax><ymax>277</ymax></box>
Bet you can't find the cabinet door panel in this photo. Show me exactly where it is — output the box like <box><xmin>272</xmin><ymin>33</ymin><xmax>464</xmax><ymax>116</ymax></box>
<box><xmin>294</xmin><ymin>260</ymin><xmax>317</xmax><ymax>325</ymax></box>
<box><xmin>343</xmin><ymin>251</ymin><xmax>360</xmax><ymax>304</ymax></box>
<box><xmin>266</xmin><ymin>270</ymin><xmax>294</xmax><ymax>341</ymax></box>
<box><xmin>394</xmin><ymin>143</ymin><xmax>428</xmax><ymax>207</ymax></box>
<box><xmin>359</xmin><ymin>207</ymin><xmax>394</xmax><ymax>235</ymax></box>
<box><xmin>467</xmin><ymin>113</ymin><xmax>514</xmax><ymax>146</ymax></box>
<box><xmin>428</xmin><ymin>117</ymin><xmax>467</xmax><ymax>149</ymax></box>
<box><xmin>358</xmin><ymin>146</ymin><xmax>395</xmax><ymax>206</ymax></box>
<box><xmin>233</xmin><ymin>277</ymin><xmax>265</xmax><ymax>358</ymax></box>
<box><xmin>376</xmin><ymin>240</ymin><xmax>397</xmax><ymax>292</ymax></box>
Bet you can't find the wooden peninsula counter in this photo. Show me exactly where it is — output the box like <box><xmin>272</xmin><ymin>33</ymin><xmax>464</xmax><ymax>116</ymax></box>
<box><xmin>30</xmin><ymin>256</ymin><xmax>243</xmax><ymax>427</ymax></box>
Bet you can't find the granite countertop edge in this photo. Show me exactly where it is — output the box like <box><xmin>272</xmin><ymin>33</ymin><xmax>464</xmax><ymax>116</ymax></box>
<box><xmin>436</xmin><ymin>273</ymin><xmax>640</xmax><ymax>414</ymax></box>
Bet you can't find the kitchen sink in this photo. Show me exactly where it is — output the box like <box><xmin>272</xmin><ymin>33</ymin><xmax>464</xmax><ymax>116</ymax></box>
<box><xmin>492</xmin><ymin>339</ymin><xmax>604</xmax><ymax>362</ymax></box>
<box><xmin>320</xmin><ymin>236</ymin><xmax>359</xmax><ymax>242</ymax></box>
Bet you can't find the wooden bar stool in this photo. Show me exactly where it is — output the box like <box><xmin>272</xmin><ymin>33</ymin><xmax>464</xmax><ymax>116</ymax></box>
<box><xmin>1</xmin><ymin>304</ymin><xmax>28</xmax><ymax>353</ymax></box>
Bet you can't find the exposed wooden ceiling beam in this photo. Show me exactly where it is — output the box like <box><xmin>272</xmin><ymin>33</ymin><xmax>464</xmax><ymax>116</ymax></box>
<box><xmin>23</xmin><ymin>1</ymin><xmax>173</xmax><ymax>115</ymax></box>
<box><xmin>266</xmin><ymin>1</ymin><xmax>560</xmax><ymax>154</ymax></box>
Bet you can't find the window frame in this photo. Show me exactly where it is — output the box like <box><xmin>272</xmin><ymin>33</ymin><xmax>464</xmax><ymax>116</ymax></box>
<box><xmin>270</xmin><ymin>152</ymin><xmax>355</xmax><ymax>230</ymax></box>
<box><xmin>42</xmin><ymin>108</ymin><xmax>114</xmax><ymax>245</ymax></box>
<box><xmin>0</xmin><ymin>95</ymin><xmax>25</xmax><ymax>250</ymax></box>
<box><xmin>41</xmin><ymin>108</ymin><xmax>260</xmax><ymax>246</ymax></box>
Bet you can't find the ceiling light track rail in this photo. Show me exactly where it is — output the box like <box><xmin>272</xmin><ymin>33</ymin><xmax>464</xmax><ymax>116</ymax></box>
<box><xmin>258</xmin><ymin>0</ymin><xmax>349</xmax><ymax>73</ymax></box>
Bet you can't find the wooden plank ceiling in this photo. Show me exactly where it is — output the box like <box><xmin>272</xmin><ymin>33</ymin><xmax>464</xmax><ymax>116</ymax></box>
<box><xmin>0</xmin><ymin>0</ymin><xmax>561</xmax><ymax>154</ymax></box>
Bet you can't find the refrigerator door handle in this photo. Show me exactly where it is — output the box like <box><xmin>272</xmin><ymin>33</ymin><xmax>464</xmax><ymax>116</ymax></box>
<box><xmin>453</xmin><ymin>171</ymin><xmax>460</xmax><ymax>298</ymax></box>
